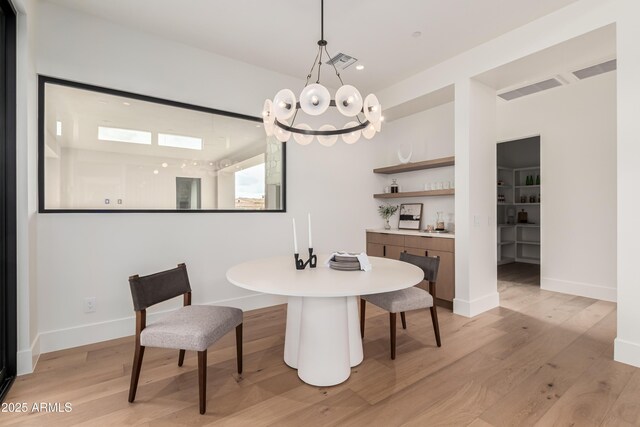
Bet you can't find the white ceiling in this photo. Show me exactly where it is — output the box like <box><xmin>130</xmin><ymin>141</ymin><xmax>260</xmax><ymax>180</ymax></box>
<box><xmin>45</xmin><ymin>0</ymin><xmax>583</xmax><ymax>93</ymax></box>
<box><xmin>475</xmin><ymin>24</ymin><xmax>616</xmax><ymax>92</ymax></box>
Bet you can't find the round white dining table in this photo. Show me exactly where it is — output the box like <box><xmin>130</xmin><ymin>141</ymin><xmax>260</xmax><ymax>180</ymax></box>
<box><xmin>226</xmin><ymin>254</ymin><xmax>423</xmax><ymax>386</ymax></box>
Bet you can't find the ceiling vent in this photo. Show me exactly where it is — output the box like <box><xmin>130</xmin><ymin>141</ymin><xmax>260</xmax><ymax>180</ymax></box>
<box><xmin>326</xmin><ymin>53</ymin><xmax>357</xmax><ymax>70</ymax></box>
<box><xmin>572</xmin><ymin>59</ymin><xmax>617</xmax><ymax>80</ymax></box>
<box><xmin>498</xmin><ymin>78</ymin><xmax>563</xmax><ymax>101</ymax></box>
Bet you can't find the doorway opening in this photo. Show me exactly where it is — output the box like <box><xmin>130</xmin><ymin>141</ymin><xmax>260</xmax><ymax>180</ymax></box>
<box><xmin>497</xmin><ymin>136</ymin><xmax>540</xmax><ymax>287</ymax></box>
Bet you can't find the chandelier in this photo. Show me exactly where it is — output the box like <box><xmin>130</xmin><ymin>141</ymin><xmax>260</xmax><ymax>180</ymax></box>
<box><xmin>261</xmin><ymin>0</ymin><xmax>383</xmax><ymax>146</ymax></box>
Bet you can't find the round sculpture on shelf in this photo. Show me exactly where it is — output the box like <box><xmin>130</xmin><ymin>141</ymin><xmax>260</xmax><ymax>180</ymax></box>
<box><xmin>261</xmin><ymin>0</ymin><xmax>382</xmax><ymax>146</ymax></box>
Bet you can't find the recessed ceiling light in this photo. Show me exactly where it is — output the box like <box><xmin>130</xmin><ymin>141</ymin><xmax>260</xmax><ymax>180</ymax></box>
<box><xmin>255</xmin><ymin>124</ymin><xmax>261</xmax><ymax>128</ymax></box>
<box><xmin>161</xmin><ymin>162</ymin><xmax>168</xmax><ymax>168</ymax></box>
<box><xmin>123</xmin><ymin>102</ymin><xmax>131</xmax><ymax>106</ymax></box>
<box><xmin>193</xmin><ymin>162</ymin><xmax>198</xmax><ymax>166</ymax></box>
<box><xmin>56</xmin><ymin>120</ymin><xmax>62</xmax><ymax>136</ymax></box>
<box><xmin>153</xmin><ymin>169</ymin><xmax>159</xmax><ymax>175</ymax></box>
<box><xmin>412</xmin><ymin>31</ymin><xmax>422</xmax><ymax>38</ymax></box>
<box><xmin>209</xmin><ymin>162</ymin><xmax>214</xmax><ymax>166</ymax></box>
<box><xmin>355</xmin><ymin>65</ymin><xmax>365</xmax><ymax>71</ymax></box>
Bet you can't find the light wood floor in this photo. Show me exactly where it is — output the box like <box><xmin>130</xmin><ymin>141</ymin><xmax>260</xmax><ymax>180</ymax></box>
<box><xmin>4</xmin><ymin>281</ymin><xmax>639</xmax><ymax>426</ymax></box>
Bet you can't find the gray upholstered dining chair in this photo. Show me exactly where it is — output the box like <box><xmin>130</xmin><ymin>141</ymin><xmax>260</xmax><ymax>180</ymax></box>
<box><xmin>127</xmin><ymin>263</ymin><xmax>243</xmax><ymax>415</ymax></box>
<box><xmin>360</xmin><ymin>252</ymin><xmax>441</xmax><ymax>359</ymax></box>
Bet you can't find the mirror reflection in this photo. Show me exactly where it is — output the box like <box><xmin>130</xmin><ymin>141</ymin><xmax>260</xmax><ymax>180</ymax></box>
<box><xmin>42</xmin><ymin>80</ymin><xmax>285</xmax><ymax>211</ymax></box>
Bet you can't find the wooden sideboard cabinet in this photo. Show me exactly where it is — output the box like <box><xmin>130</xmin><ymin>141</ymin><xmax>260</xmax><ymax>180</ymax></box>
<box><xmin>366</xmin><ymin>231</ymin><xmax>455</xmax><ymax>309</ymax></box>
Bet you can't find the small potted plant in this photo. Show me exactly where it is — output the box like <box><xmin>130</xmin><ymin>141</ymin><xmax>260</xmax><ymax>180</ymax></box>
<box><xmin>378</xmin><ymin>204</ymin><xmax>399</xmax><ymax>230</ymax></box>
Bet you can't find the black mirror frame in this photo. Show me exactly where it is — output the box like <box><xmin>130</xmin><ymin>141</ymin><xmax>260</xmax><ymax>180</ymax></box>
<box><xmin>37</xmin><ymin>75</ymin><xmax>287</xmax><ymax>213</ymax></box>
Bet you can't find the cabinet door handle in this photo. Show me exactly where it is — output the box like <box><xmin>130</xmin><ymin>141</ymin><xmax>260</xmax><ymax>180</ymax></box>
<box><xmin>383</xmin><ymin>245</ymin><xmax>386</xmax><ymax>257</ymax></box>
<box><xmin>425</xmin><ymin>250</ymin><xmax>428</xmax><ymax>257</ymax></box>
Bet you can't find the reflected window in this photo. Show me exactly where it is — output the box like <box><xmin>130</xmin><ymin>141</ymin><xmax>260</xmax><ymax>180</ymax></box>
<box><xmin>39</xmin><ymin>77</ymin><xmax>286</xmax><ymax>212</ymax></box>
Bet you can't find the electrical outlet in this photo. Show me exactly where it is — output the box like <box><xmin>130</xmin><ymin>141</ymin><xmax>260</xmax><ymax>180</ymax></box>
<box><xmin>84</xmin><ymin>297</ymin><xmax>96</xmax><ymax>313</ymax></box>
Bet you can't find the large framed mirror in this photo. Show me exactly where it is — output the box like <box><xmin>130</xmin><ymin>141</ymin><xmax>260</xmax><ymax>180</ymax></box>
<box><xmin>38</xmin><ymin>76</ymin><xmax>286</xmax><ymax>212</ymax></box>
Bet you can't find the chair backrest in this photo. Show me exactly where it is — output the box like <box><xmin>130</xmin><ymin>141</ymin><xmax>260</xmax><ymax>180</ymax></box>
<box><xmin>129</xmin><ymin>263</ymin><xmax>191</xmax><ymax>311</ymax></box>
<box><xmin>399</xmin><ymin>252</ymin><xmax>440</xmax><ymax>283</ymax></box>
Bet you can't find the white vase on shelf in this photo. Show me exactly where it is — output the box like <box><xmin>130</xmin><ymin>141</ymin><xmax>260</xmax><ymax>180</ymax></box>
<box><xmin>397</xmin><ymin>142</ymin><xmax>412</xmax><ymax>164</ymax></box>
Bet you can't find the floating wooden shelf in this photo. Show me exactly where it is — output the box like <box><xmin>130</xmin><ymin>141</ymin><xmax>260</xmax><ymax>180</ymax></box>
<box><xmin>373</xmin><ymin>156</ymin><xmax>455</xmax><ymax>174</ymax></box>
<box><xmin>374</xmin><ymin>189</ymin><xmax>455</xmax><ymax>199</ymax></box>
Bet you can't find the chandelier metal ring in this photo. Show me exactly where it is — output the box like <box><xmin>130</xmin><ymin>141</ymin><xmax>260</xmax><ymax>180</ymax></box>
<box><xmin>275</xmin><ymin>118</ymin><xmax>370</xmax><ymax>136</ymax></box>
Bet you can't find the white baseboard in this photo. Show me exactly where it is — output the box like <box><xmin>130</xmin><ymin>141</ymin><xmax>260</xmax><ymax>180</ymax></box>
<box><xmin>541</xmin><ymin>277</ymin><xmax>616</xmax><ymax>302</ymax></box>
<box><xmin>17</xmin><ymin>333</ymin><xmax>40</xmax><ymax>376</ymax></box>
<box><xmin>453</xmin><ymin>292</ymin><xmax>500</xmax><ymax>318</ymax></box>
<box><xmin>615</xmin><ymin>338</ymin><xmax>640</xmax><ymax>368</ymax></box>
<box><xmin>37</xmin><ymin>293</ymin><xmax>287</xmax><ymax>358</ymax></box>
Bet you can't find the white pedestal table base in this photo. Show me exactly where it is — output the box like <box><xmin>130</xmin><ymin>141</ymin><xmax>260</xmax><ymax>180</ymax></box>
<box><xmin>284</xmin><ymin>295</ymin><xmax>363</xmax><ymax>386</ymax></box>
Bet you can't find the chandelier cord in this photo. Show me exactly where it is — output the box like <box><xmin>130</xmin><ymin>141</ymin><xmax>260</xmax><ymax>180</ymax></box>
<box><xmin>321</xmin><ymin>0</ymin><xmax>324</xmax><ymax>42</ymax></box>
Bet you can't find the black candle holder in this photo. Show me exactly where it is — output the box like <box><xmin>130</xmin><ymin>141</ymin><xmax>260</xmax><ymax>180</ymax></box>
<box><xmin>294</xmin><ymin>248</ymin><xmax>317</xmax><ymax>270</ymax></box>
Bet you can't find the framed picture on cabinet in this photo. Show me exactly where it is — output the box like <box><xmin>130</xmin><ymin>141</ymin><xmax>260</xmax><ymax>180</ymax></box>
<box><xmin>398</xmin><ymin>203</ymin><xmax>423</xmax><ymax>230</ymax></box>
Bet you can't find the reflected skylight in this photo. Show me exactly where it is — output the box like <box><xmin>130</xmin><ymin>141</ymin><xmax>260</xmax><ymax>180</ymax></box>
<box><xmin>158</xmin><ymin>133</ymin><xmax>202</xmax><ymax>150</ymax></box>
<box><xmin>98</xmin><ymin>126</ymin><xmax>151</xmax><ymax>145</ymax></box>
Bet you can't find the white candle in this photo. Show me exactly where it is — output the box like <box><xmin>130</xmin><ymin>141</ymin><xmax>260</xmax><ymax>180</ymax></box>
<box><xmin>308</xmin><ymin>213</ymin><xmax>313</xmax><ymax>249</ymax></box>
<box><xmin>292</xmin><ymin>218</ymin><xmax>299</xmax><ymax>254</ymax></box>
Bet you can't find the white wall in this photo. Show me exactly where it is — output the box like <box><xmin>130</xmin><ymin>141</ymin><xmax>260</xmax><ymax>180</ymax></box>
<box><xmin>497</xmin><ymin>72</ymin><xmax>617</xmax><ymax>301</ymax></box>
<box><xmin>454</xmin><ymin>79</ymin><xmax>499</xmax><ymax>316</ymax></box>
<box><xmin>14</xmin><ymin>0</ymin><xmax>40</xmax><ymax>375</ymax></box>
<box><xmin>32</xmin><ymin>2</ymin><xmax>381</xmax><ymax>356</ymax></box>
<box><xmin>374</xmin><ymin>0</ymin><xmax>640</xmax><ymax>368</ymax></box>
<box><xmin>374</xmin><ymin>102</ymin><xmax>455</xmax><ymax>230</ymax></box>
<box><xmin>614</xmin><ymin>1</ymin><xmax>640</xmax><ymax>368</ymax></box>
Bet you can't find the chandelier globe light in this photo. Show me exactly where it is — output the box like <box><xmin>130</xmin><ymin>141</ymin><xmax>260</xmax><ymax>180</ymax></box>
<box><xmin>262</xmin><ymin>0</ymin><xmax>382</xmax><ymax>145</ymax></box>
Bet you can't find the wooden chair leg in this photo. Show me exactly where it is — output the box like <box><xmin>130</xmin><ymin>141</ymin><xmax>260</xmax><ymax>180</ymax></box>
<box><xmin>236</xmin><ymin>323</ymin><xmax>243</xmax><ymax>374</ymax></box>
<box><xmin>360</xmin><ymin>299</ymin><xmax>366</xmax><ymax>338</ymax></box>
<box><xmin>400</xmin><ymin>312</ymin><xmax>407</xmax><ymax>329</ymax></box>
<box><xmin>128</xmin><ymin>345</ymin><xmax>145</xmax><ymax>403</ymax></box>
<box><xmin>178</xmin><ymin>349</ymin><xmax>186</xmax><ymax>367</ymax></box>
<box><xmin>430</xmin><ymin>306</ymin><xmax>442</xmax><ymax>347</ymax></box>
<box><xmin>390</xmin><ymin>312</ymin><xmax>397</xmax><ymax>360</ymax></box>
<box><xmin>198</xmin><ymin>350</ymin><xmax>207</xmax><ymax>414</ymax></box>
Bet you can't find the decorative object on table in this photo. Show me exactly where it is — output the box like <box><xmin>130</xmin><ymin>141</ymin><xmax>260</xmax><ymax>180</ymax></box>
<box><xmin>536</xmin><ymin>175</ymin><xmax>540</xmax><ymax>185</ymax></box>
<box><xmin>497</xmin><ymin>179</ymin><xmax>504</xmax><ymax>186</ymax></box>
<box><xmin>529</xmin><ymin>195</ymin><xmax>536</xmax><ymax>203</ymax></box>
<box><xmin>520</xmin><ymin>195</ymin><xmax>527</xmax><ymax>203</ymax></box>
<box><xmin>261</xmin><ymin>0</ymin><xmax>382</xmax><ymax>146</ymax></box>
<box><xmin>384</xmin><ymin>186</ymin><xmax>390</xmax><ymax>194</ymax></box>
<box><xmin>398</xmin><ymin>203</ymin><xmax>423</xmax><ymax>230</ymax></box>
<box><xmin>517</xmin><ymin>209</ymin><xmax>528</xmax><ymax>223</ymax></box>
<box><xmin>435</xmin><ymin>211</ymin><xmax>446</xmax><ymax>231</ymax></box>
<box><xmin>390</xmin><ymin>179</ymin><xmax>399</xmax><ymax>193</ymax></box>
<box><xmin>378</xmin><ymin>204</ymin><xmax>399</xmax><ymax>230</ymax></box>
<box><xmin>425</xmin><ymin>224</ymin><xmax>434</xmax><ymax>232</ymax></box>
<box><xmin>397</xmin><ymin>142</ymin><xmax>413</xmax><ymax>164</ymax></box>
<box><xmin>291</xmin><ymin>215</ymin><xmax>317</xmax><ymax>270</ymax></box>
<box><xmin>325</xmin><ymin>252</ymin><xmax>372</xmax><ymax>272</ymax></box>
